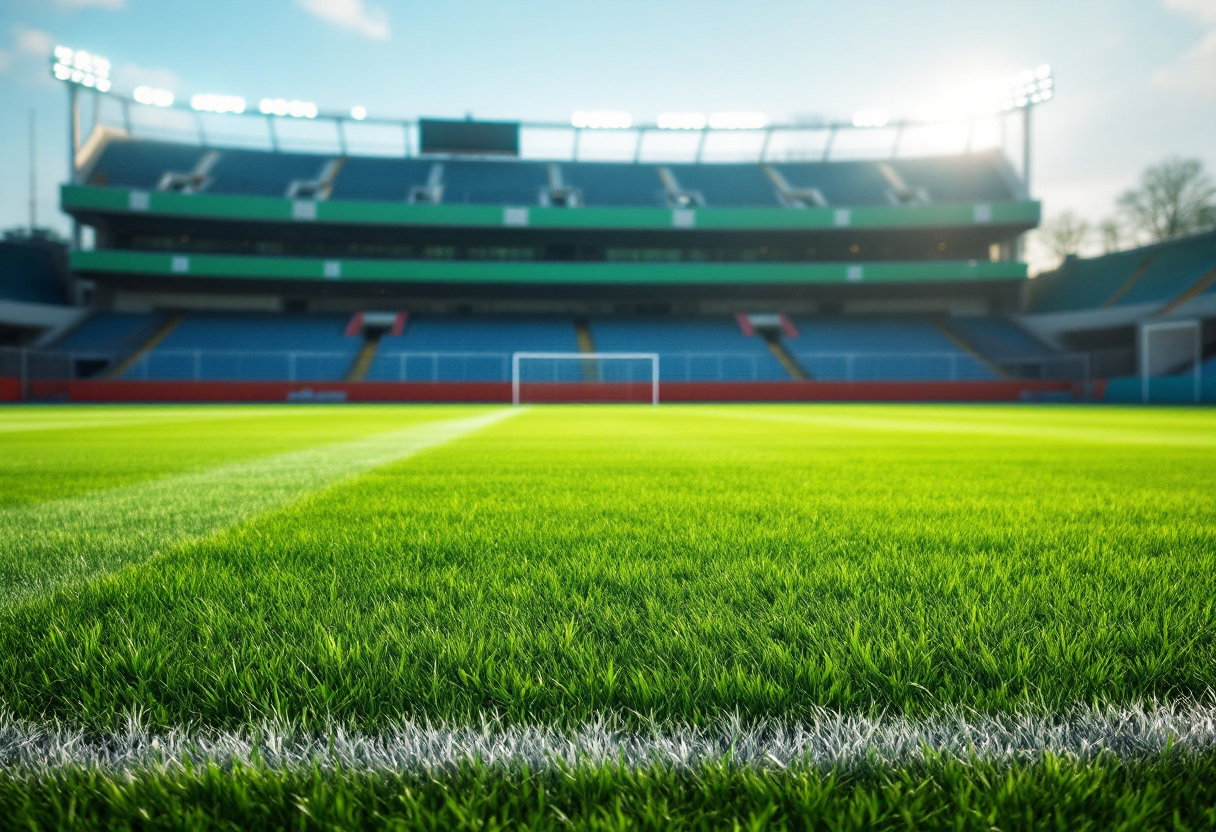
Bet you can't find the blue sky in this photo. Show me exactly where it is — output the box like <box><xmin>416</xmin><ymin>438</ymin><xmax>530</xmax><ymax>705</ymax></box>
<box><xmin>1</xmin><ymin>0</ymin><xmax>1213</xmax><ymax>240</ymax></box>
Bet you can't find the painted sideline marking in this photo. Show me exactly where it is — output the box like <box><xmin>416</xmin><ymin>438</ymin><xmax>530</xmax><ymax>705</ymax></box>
<box><xmin>0</xmin><ymin>409</ymin><xmax>521</xmax><ymax>604</ymax></box>
<box><xmin>0</xmin><ymin>700</ymin><xmax>1212</xmax><ymax>773</ymax></box>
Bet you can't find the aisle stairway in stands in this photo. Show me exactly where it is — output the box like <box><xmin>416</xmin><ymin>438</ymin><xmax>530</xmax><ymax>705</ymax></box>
<box><xmin>346</xmin><ymin>332</ymin><xmax>382</xmax><ymax>381</ymax></box>
<box><xmin>107</xmin><ymin>313</ymin><xmax>184</xmax><ymax>378</ymax></box>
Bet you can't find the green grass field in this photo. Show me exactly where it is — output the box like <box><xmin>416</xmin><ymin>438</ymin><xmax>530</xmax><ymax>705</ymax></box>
<box><xmin>1</xmin><ymin>403</ymin><xmax>1214</xmax><ymax>829</ymax></box>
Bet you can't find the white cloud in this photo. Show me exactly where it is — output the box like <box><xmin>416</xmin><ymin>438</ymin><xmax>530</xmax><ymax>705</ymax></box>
<box><xmin>51</xmin><ymin>0</ymin><xmax>126</xmax><ymax>9</ymax></box>
<box><xmin>297</xmin><ymin>0</ymin><xmax>390</xmax><ymax>40</ymax></box>
<box><xmin>15</xmin><ymin>27</ymin><xmax>55</xmax><ymax>57</ymax></box>
<box><xmin>1163</xmin><ymin>0</ymin><xmax>1216</xmax><ymax>24</ymax></box>
<box><xmin>1153</xmin><ymin>28</ymin><xmax>1216</xmax><ymax>93</ymax></box>
<box><xmin>0</xmin><ymin>48</ymin><xmax>12</xmax><ymax>74</ymax></box>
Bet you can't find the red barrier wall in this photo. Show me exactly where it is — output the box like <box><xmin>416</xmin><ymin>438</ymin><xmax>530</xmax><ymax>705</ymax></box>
<box><xmin>26</xmin><ymin>378</ymin><xmax>1080</xmax><ymax>404</ymax></box>
<box><xmin>0</xmin><ymin>377</ymin><xmax>21</xmax><ymax>403</ymax></box>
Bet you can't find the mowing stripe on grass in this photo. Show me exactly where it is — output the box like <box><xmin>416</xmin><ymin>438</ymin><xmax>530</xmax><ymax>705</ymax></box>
<box><xmin>1</xmin><ymin>700</ymin><xmax>1213</xmax><ymax>773</ymax></box>
<box><xmin>0</xmin><ymin>406</ymin><xmax>329</xmax><ymax>434</ymax></box>
<box><xmin>0</xmin><ymin>408</ymin><xmax>520</xmax><ymax>605</ymax></box>
<box><xmin>692</xmin><ymin>408</ymin><xmax>1216</xmax><ymax>447</ymax></box>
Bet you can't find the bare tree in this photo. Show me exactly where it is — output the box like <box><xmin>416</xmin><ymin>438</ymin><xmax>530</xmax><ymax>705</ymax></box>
<box><xmin>1036</xmin><ymin>211</ymin><xmax>1091</xmax><ymax>269</ymax></box>
<box><xmin>1098</xmin><ymin>217</ymin><xmax>1123</xmax><ymax>254</ymax></box>
<box><xmin>1117</xmin><ymin>157</ymin><xmax>1216</xmax><ymax>243</ymax></box>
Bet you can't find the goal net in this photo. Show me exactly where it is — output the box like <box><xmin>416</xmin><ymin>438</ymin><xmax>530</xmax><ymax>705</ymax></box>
<box><xmin>512</xmin><ymin>352</ymin><xmax>659</xmax><ymax>405</ymax></box>
<box><xmin>1140</xmin><ymin>320</ymin><xmax>1201</xmax><ymax>402</ymax></box>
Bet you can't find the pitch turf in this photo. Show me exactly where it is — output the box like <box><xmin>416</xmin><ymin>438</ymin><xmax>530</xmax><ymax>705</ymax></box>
<box><xmin>1</xmin><ymin>403</ymin><xmax>1213</xmax><ymax>829</ymax></box>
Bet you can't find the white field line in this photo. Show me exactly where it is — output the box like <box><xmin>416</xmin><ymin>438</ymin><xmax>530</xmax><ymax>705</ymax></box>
<box><xmin>689</xmin><ymin>408</ymin><xmax>1216</xmax><ymax>447</ymax></box>
<box><xmin>0</xmin><ymin>700</ymin><xmax>1214</xmax><ymax>774</ymax></box>
<box><xmin>0</xmin><ymin>408</ymin><xmax>520</xmax><ymax>604</ymax></box>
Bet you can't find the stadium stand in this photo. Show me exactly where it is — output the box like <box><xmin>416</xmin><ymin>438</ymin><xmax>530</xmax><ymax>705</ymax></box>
<box><xmin>889</xmin><ymin>153</ymin><xmax>1016</xmax><ymax>205</ymax></box>
<box><xmin>771</xmin><ymin>161</ymin><xmax>895</xmax><ymax>207</ymax></box>
<box><xmin>1113</xmin><ymin>233</ymin><xmax>1216</xmax><ymax>307</ymax></box>
<box><xmin>86</xmin><ymin>140</ymin><xmax>208</xmax><ymax>190</ymax></box>
<box><xmin>125</xmin><ymin>313</ymin><xmax>357</xmax><ymax>380</ymax></box>
<box><xmin>329</xmin><ymin>158</ymin><xmax>435</xmax><ymax>201</ymax></box>
<box><xmin>589</xmin><ymin>318</ymin><xmax>790</xmax><ymax>381</ymax></box>
<box><xmin>441</xmin><ymin>161</ymin><xmax>549</xmax><ymax>205</ymax></box>
<box><xmin>1030</xmin><ymin>230</ymin><xmax>1216</xmax><ymax>313</ymax></box>
<box><xmin>202</xmin><ymin>150</ymin><xmax>332</xmax><ymax>198</ymax></box>
<box><xmin>664</xmin><ymin>165</ymin><xmax>783</xmax><ymax>207</ymax></box>
<box><xmin>54</xmin><ymin>312</ymin><xmax>167</xmax><ymax>355</ymax></box>
<box><xmin>789</xmin><ymin>317</ymin><xmax>996</xmax><ymax>380</ymax></box>
<box><xmin>946</xmin><ymin>317</ymin><xmax>1054</xmax><ymax>363</ymax></box>
<box><xmin>0</xmin><ymin>242</ymin><xmax>68</xmax><ymax>305</ymax></box>
<box><xmin>80</xmin><ymin>138</ymin><xmax>1022</xmax><ymax>208</ymax></box>
<box><xmin>555</xmin><ymin>163</ymin><xmax>667</xmax><ymax>207</ymax></box>
<box><xmin>369</xmin><ymin>316</ymin><xmax>580</xmax><ymax>381</ymax></box>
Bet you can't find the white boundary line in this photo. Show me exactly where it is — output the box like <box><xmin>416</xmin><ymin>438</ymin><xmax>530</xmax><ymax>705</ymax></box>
<box><xmin>2</xmin><ymin>700</ymin><xmax>1214</xmax><ymax>773</ymax></box>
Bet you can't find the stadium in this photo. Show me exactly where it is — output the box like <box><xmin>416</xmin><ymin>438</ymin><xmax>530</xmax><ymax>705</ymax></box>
<box><xmin>0</xmin><ymin>7</ymin><xmax>1214</xmax><ymax>828</ymax></box>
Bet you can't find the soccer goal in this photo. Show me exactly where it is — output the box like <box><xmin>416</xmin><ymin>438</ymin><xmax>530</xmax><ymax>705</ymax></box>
<box><xmin>512</xmin><ymin>352</ymin><xmax>659</xmax><ymax>405</ymax></box>
<box><xmin>1140</xmin><ymin>320</ymin><xmax>1201</xmax><ymax>403</ymax></box>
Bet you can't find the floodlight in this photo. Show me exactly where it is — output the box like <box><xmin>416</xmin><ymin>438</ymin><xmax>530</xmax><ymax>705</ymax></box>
<box><xmin>571</xmin><ymin>111</ymin><xmax>632</xmax><ymax>129</ymax></box>
<box><xmin>657</xmin><ymin>112</ymin><xmax>707</xmax><ymax>130</ymax></box>
<box><xmin>51</xmin><ymin>45</ymin><xmax>111</xmax><ymax>90</ymax></box>
<box><xmin>259</xmin><ymin>98</ymin><xmax>317</xmax><ymax>118</ymax></box>
<box><xmin>134</xmin><ymin>86</ymin><xmax>175</xmax><ymax>108</ymax></box>
<box><xmin>852</xmin><ymin>109</ymin><xmax>890</xmax><ymax>128</ymax></box>
<box><xmin>191</xmin><ymin>93</ymin><xmax>247</xmax><ymax>114</ymax></box>
<box><xmin>350</xmin><ymin>105</ymin><xmax>368</xmax><ymax>121</ymax></box>
<box><xmin>708</xmin><ymin>112</ymin><xmax>768</xmax><ymax>130</ymax></box>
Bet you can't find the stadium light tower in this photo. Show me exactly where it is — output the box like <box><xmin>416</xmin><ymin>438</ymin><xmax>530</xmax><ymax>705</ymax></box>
<box><xmin>1009</xmin><ymin>65</ymin><xmax>1053</xmax><ymax>197</ymax></box>
<box><xmin>51</xmin><ymin>45</ymin><xmax>113</xmax><ymax>246</ymax></box>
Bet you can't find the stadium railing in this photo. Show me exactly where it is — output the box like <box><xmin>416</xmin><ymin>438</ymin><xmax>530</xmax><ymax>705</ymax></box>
<box><xmin>0</xmin><ymin>347</ymin><xmax>1097</xmax><ymax>385</ymax></box>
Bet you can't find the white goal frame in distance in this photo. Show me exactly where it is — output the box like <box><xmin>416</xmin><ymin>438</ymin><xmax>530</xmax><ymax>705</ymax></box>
<box><xmin>511</xmin><ymin>352</ymin><xmax>660</xmax><ymax>405</ymax></box>
<box><xmin>1140</xmin><ymin>319</ymin><xmax>1201</xmax><ymax>403</ymax></box>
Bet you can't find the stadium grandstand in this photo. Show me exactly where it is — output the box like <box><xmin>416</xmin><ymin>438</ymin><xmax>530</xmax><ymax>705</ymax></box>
<box><xmin>1</xmin><ymin>48</ymin><xmax>1212</xmax><ymax>404</ymax></box>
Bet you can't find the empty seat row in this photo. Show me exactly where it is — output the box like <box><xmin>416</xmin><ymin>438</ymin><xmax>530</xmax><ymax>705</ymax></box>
<box><xmin>85</xmin><ymin>140</ymin><xmax>1019</xmax><ymax>207</ymax></box>
<box><xmin>54</xmin><ymin>312</ymin><xmax>1059</xmax><ymax>383</ymax></box>
<box><xmin>788</xmin><ymin>317</ymin><xmax>996</xmax><ymax>381</ymax></box>
<box><xmin>1029</xmin><ymin>230</ymin><xmax>1216</xmax><ymax>314</ymax></box>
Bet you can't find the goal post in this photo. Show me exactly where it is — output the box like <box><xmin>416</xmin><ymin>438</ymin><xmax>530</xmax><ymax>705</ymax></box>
<box><xmin>1140</xmin><ymin>320</ymin><xmax>1201</xmax><ymax>403</ymax></box>
<box><xmin>511</xmin><ymin>352</ymin><xmax>659</xmax><ymax>405</ymax></box>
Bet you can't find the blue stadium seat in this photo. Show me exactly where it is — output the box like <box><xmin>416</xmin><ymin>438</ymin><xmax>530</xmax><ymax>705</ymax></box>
<box><xmin>1031</xmin><ymin>231</ymin><xmax>1216</xmax><ymax>313</ymax></box>
<box><xmin>771</xmin><ymin>161</ymin><xmax>893</xmax><ymax>207</ymax></box>
<box><xmin>55</xmin><ymin>312</ymin><xmax>167</xmax><ymax>355</ymax></box>
<box><xmin>890</xmin><ymin>152</ymin><xmax>1016</xmax><ymax>204</ymax></box>
<box><xmin>0</xmin><ymin>243</ymin><xmax>67</xmax><ymax>305</ymax></box>
<box><xmin>947</xmin><ymin>318</ymin><xmax>1054</xmax><ymax>362</ymax></box>
<box><xmin>330</xmin><ymin>158</ymin><xmax>435</xmax><ymax>201</ymax></box>
<box><xmin>664</xmin><ymin>165</ymin><xmax>782</xmax><ymax>207</ymax></box>
<box><xmin>1113</xmin><ymin>234</ymin><xmax>1216</xmax><ymax>306</ymax></box>
<box><xmin>87</xmin><ymin>140</ymin><xmax>208</xmax><ymax>190</ymax></box>
<box><xmin>588</xmin><ymin>318</ymin><xmax>790</xmax><ymax>381</ymax></box>
<box><xmin>203</xmin><ymin>150</ymin><xmax>332</xmax><ymax>198</ymax></box>
<box><xmin>370</xmin><ymin>316</ymin><xmax>579</xmax><ymax>381</ymax></box>
<box><xmin>440</xmin><ymin>161</ymin><xmax>549</xmax><ymax>205</ymax></box>
<box><xmin>1028</xmin><ymin>249</ymin><xmax>1150</xmax><ymax>313</ymax></box>
<box><xmin>788</xmin><ymin>317</ymin><xmax>996</xmax><ymax>380</ymax></box>
<box><xmin>127</xmin><ymin>313</ymin><xmax>357</xmax><ymax>380</ymax></box>
<box><xmin>560</xmin><ymin>163</ymin><xmax>666</xmax><ymax>207</ymax></box>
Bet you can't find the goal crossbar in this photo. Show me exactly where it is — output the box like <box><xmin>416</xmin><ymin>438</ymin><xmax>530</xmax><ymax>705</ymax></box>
<box><xmin>511</xmin><ymin>352</ymin><xmax>660</xmax><ymax>405</ymax></box>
